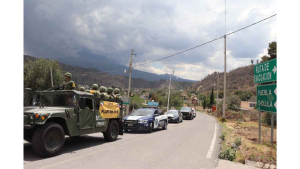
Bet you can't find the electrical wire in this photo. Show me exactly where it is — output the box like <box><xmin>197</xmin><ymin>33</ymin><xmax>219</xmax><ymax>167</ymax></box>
<box><xmin>132</xmin><ymin>14</ymin><xmax>277</xmax><ymax>68</ymax></box>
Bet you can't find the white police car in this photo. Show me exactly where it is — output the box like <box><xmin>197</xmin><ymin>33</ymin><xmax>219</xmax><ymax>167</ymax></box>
<box><xmin>123</xmin><ymin>108</ymin><xmax>168</xmax><ymax>133</ymax></box>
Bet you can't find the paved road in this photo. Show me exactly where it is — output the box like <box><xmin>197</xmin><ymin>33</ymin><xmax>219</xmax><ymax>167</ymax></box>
<box><xmin>24</xmin><ymin>112</ymin><xmax>222</xmax><ymax>169</ymax></box>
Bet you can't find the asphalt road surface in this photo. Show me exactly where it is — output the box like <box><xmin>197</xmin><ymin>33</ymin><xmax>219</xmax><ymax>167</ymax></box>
<box><xmin>24</xmin><ymin>112</ymin><xmax>222</xmax><ymax>169</ymax></box>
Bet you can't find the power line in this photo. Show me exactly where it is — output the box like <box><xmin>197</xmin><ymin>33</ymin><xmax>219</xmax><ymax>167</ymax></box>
<box><xmin>132</xmin><ymin>14</ymin><xmax>277</xmax><ymax>68</ymax></box>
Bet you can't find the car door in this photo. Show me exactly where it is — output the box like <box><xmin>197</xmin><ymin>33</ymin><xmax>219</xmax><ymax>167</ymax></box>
<box><xmin>78</xmin><ymin>97</ymin><xmax>95</xmax><ymax>129</ymax></box>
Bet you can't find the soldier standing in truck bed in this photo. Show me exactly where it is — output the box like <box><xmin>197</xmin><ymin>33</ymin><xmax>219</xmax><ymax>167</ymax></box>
<box><xmin>89</xmin><ymin>84</ymin><xmax>101</xmax><ymax>98</ymax></box>
<box><xmin>62</xmin><ymin>72</ymin><xmax>76</xmax><ymax>90</ymax></box>
<box><xmin>113</xmin><ymin>88</ymin><xmax>122</xmax><ymax>100</ymax></box>
<box><xmin>99</xmin><ymin>86</ymin><xmax>109</xmax><ymax>99</ymax></box>
<box><xmin>107</xmin><ymin>87</ymin><xmax>115</xmax><ymax>99</ymax></box>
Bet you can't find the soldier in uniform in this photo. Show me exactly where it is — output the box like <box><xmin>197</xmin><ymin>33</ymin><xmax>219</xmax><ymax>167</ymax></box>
<box><xmin>113</xmin><ymin>88</ymin><xmax>122</xmax><ymax>100</ymax></box>
<box><xmin>99</xmin><ymin>86</ymin><xmax>109</xmax><ymax>99</ymax></box>
<box><xmin>62</xmin><ymin>72</ymin><xmax>76</xmax><ymax>90</ymax></box>
<box><xmin>107</xmin><ymin>87</ymin><xmax>115</xmax><ymax>99</ymax></box>
<box><xmin>79</xmin><ymin>86</ymin><xmax>85</xmax><ymax>92</ymax></box>
<box><xmin>89</xmin><ymin>84</ymin><xmax>100</xmax><ymax>98</ymax></box>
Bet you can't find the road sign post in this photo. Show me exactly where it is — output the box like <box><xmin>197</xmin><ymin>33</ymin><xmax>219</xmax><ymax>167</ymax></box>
<box><xmin>259</xmin><ymin>110</ymin><xmax>261</xmax><ymax>144</ymax></box>
<box><xmin>254</xmin><ymin>59</ymin><xmax>277</xmax><ymax>144</ymax></box>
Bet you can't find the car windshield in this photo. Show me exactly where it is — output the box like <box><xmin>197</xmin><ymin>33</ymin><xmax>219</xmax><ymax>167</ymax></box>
<box><xmin>32</xmin><ymin>92</ymin><xmax>77</xmax><ymax>107</ymax></box>
<box><xmin>130</xmin><ymin>109</ymin><xmax>154</xmax><ymax>117</ymax></box>
<box><xmin>166</xmin><ymin>110</ymin><xmax>178</xmax><ymax>115</ymax></box>
<box><xmin>180</xmin><ymin>107</ymin><xmax>190</xmax><ymax>111</ymax></box>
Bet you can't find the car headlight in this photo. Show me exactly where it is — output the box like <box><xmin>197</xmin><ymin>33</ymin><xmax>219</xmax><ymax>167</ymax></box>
<box><xmin>138</xmin><ymin>119</ymin><xmax>148</xmax><ymax>123</ymax></box>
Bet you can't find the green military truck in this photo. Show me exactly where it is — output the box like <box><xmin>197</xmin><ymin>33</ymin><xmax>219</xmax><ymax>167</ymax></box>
<box><xmin>24</xmin><ymin>89</ymin><xmax>124</xmax><ymax>157</ymax></box>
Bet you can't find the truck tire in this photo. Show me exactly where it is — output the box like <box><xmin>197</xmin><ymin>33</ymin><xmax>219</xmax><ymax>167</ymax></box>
<box><xmin>103</xmin><ymin>120</ymin><xmax>119</xmax><ymax>142</ymax></box>
<box><xmin>32</xmin><ymin>122</ymin><xmax>65</xmax><ymax>157</ymax></box>
<box><xmin>148</xmin><ymin>122</ymin><xmax>153</xmax><ymax>133</ymax></box>
<box><xmin>162</xmin><ymin>121</ymin><xmax>167</xmax><ymax>130</ymax></box>
<box><xmin>189</xmin><ymin>115</ymin><xmax>192</xmax><ymax>120</ymax></box>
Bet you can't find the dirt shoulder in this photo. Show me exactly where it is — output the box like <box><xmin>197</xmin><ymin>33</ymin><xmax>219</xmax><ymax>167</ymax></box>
<box><xmin>197</xmin><ymin>109</ymin><xmax>277</xmax><ymax>165</ymax></box>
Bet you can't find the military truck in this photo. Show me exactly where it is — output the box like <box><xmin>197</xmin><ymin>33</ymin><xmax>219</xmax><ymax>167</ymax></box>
<box><xmin>24</xmin><ymin>90</ymin><xmax>124</xmax><ymax>157</ymax></box>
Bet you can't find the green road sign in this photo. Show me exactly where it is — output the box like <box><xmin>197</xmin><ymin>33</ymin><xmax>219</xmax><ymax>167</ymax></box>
<box><xmin>257</xmin><ymin>84</ymin><xmax>277</xmax><ymax>113</ymax></box>
<box><xmin>254</xmin><ymin>59</ymin><xmax>277</xmax><ymax>84</ymax></box>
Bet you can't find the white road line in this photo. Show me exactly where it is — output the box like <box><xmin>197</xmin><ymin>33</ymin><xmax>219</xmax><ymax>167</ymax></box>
<box><xmin>206</xmin><ymin>123</ymin><xmax>217</xmax><ymax>159</ymax></box>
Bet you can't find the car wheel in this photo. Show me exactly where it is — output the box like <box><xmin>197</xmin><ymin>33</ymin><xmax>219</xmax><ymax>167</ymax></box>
<box><xmin>148</xmin><ymin>123</ymin><xmax>153</xmax><ymax>133</ymax></box>
<box><xmin>162</xmin><ymin>121</ymin><xmax>167</xmax><ymax>130</ymax></box>
<box><xmin>32</xmin><ymin>122</ymin><xmax>65</xmax><ymax>157</ymax></box>
<box><xmin>177</xmin><ymin>118</ymin><xmax>180</xmax><ymax>123</ymax></box>
<box><xmin>103</xmin><ymin>120</ymin><xmax>119</xmax><ymax>142</ymax></box>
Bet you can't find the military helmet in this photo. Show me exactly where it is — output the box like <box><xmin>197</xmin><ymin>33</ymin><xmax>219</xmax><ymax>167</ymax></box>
<box><xmin>107</xmin><ymin>87</ymin><xmax>113</xmax><ymax>93</ymax></box>
<box><xmin>99</xmin><ymin>86</ymin><xmax>107</xmax><ymax>92</ymax></box>
<box><xmin>92</xmin><ymin>84</ymin><xmax>98</xmax><ymax>90</ymax></box>
<box><xmin>79</xmin><ymin>86</ymin><xmax>85</xmax><ymax>91</ymax></box>
<box><xmin>114</xmin><ymin>88</ymin><xmax>120</xmax><ymax>94</ymax></box>
<box><xmin>65</xmin><ymin>72</ymin><xmax>72</xmax><ymax>78</ymax></box>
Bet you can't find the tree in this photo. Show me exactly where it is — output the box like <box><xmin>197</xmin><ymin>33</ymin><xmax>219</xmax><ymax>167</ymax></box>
<box><xmin>24</xmin><ymin>58</ymin><xmax>63</xmax><ymax>91</ymax></box>
<box><xmin>268</xmin><ymin>41</ymin><xmax>277</xmax><ymax>60</ymax></box>
<box><xmin>210</xmin><ymin>88</ymin><xmax>215</xmax><ymax>107</ymax></box>
<box><xmin>260</xmin><ymin>55</ymin><xmax>270</xmax><ymax>63</ymax></box>
<box><xmin>251</xmin><ymin>59</ymin><xmax>254</xmax><ymax>65</ymax></box>
<box><xmin>202</xmin><ymin>96</ymin><xmax>207</xmax><ymax>110</ymax></box>
<box><xmin>227</xmin><ymin>95</ymin><xmax>241</xmax><ymax>111</ymax></box>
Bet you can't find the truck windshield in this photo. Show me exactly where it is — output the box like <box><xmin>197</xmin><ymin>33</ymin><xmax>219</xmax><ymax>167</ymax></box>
<box><xmin>180</xmin><ymin>107</ymin><xmax>190</xmax><ymax>112</ymax></box>
<box><xmin>130</xmin><ymin>109</ymin><xmax>154</xmax><ymax>117</ymax></box>
<box><xmin>166</xmin><ymin>110</ymin><xmax>178</xmax><ymax>114</ymax></box>
<box><xmin>32</xmin><ymin>92</ymin><xmax>77</xmax><ymax>107</ymax></box>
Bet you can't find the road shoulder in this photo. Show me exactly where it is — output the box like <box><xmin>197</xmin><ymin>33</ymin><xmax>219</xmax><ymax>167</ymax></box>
<box><xmin>216</xmin><ymin>160</ymin><xmax>258</xmax><ymax>169</ymax></box>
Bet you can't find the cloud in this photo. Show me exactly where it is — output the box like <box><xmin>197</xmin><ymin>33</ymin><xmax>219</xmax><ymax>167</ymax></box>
<box><xmin>24</xmin><ymin>0</ymin><xmax>276</xmax><ymax>81</ymax></box>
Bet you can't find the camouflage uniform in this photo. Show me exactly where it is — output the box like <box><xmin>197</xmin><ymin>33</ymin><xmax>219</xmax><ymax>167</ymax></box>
<box><xmin>113</xmin><ymin>88</ymin><xmax>122</xmax><ymax>100</ymax></box>
<box><xmin>79</xmin><ymin>86</ymin><xmax>85</xmax><ymax>92</ymax></box>
<box><xmin>99</xmin><ymin>86</ymin><xmax>109</xmax><ymax>99</ymax></box>
<box><xmin>89</xmin><ymin>84</ymin><xmax>101</xmax><ymax>98</ymax></box>
<box><xmin>62</xmin><ymin>72</ymin><xmax>76</xmax><ymax>90</ymax></box>
<box><xmin>107</xmin><ymin>87</ymin><xmax>115</xmax><ymax>99</ymax></box>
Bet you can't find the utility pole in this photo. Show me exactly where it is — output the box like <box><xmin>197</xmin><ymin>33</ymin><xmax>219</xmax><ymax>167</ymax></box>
<box><xmin>126</xmin><ymin>49</ymin><xmax>136</xmax><ymax>116</ymax></box>
<box><xmin>217</xmin><ymin>72</ymin><xmax>219</xmax><ymax>100</ymax></box>
<box><xmin>223</xmin><ymin>36</ymin><xmax>227</xmax><ymax>118</ymax></box>
<box><xmin>167</xmin><ymin>70</ymin><xmax>174</xmax><ymax>111</ymax></box>
<box><xmin>50</xmin><ymin>66</ymin><xmax>54</xmax><ymax>87</ymax></box>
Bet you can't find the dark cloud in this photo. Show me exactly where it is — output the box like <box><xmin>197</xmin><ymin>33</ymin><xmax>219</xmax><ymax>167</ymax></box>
<box><xmin>24</xmin><ymin>0</ymin><xmax>276</xmax><ymax>80</ymax></box>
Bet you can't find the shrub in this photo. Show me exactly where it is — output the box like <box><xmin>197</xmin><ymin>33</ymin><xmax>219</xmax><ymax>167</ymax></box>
<box><xmin>264</xmin><ymin>112</ymin><xmax>277</xmax><ymax>126</ymax></box>
<box><xmin>234</xmin><ymin>137</ymin><xmax>242</xmax><ymax>147</ymax></box>
<box><xmin>219</xmin><ymin>147</ymin><xmax>236</xmax><ymax>161</ymax></box>
<box><xmin>227</xmin><ymin>95</ymin><xmax>241</xmax><ymax>111</ymax></box>
<box><xmin>219</xmin><ymin>117</ymin><xmax>227</xmax><ymax>123</ymax></box>
<box><xmin>220</xmin><ymin>133</ymin><xmax>225</xmax><ymax>141</ymax></box>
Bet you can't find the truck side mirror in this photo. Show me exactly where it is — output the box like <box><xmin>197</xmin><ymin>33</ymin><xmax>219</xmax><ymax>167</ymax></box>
<box><xmin>79</xmin><ymin>98</ymin><xmax>86</xmax><ymax>109</ymax></box>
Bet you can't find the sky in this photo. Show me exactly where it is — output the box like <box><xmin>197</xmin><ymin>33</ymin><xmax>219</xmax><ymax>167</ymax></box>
<box><xmin>24</xmin><ymin>0</ymin><xmax>277</xmax><ymax>81</ymax></box>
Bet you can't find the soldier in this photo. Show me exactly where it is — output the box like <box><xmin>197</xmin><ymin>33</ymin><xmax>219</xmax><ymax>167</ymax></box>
<box><xmin>113</xmin><ymin>88</ymin><xmax>122</xmax><ymax>100</ymax></box>
<box><xmin>99</xmin><ymin>86</ymin><xmax>109</xmax><ymax>99</ymax></box>
<box><xmin>79</xmin><ymin>86</ymin><xmax>85</xmax><ymax>92</ymax></box>
<box><xmin>89</xmin><ymin>84</ymin><xmax>100</xmax><ymax>98</ymax></box>
<box><xmin>107</xmin><ymin>87</ymin><xmax>115</xmax><ymax>99</ymax></box>
<box><xmin>62</xmin><ymin>72</ymin><xmax>76</xmax><ymax>90</ymax></box>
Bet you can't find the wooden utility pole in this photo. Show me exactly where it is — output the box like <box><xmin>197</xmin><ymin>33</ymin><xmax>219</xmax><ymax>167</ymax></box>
<box><xmin>223</xmin><ymin>36</ymin><xmax>226</xmax><ymax>118</ymax></box>
<box><xmin>50</xmin><ymin>66</ymin><xmax>54</xmax><ymax>87</ymax></box>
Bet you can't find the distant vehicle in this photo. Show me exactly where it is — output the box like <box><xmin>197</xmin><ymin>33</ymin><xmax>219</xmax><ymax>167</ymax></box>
<box><xmin>191</xmin><ymin>107</ymin><xmax>196</xmax><ymax>118</ymax></box>
<box><xmin>123</xmin><ymin>108</ymin><xmax>168</xmax><ymax>133</ymax></box>
<box><xmin>180</xmin><ymin>107</ymin><xmax>193</xmax><ymax>120</ymax></box>
<box><xmin>24</xmin><ymin>90</ymin><xmax>124</xmax><ymax>157</ymax></box>
<box><xmin>166</xmin><ymin>110</ymin><xmax>183</xmax><ymax>123</ymax></box>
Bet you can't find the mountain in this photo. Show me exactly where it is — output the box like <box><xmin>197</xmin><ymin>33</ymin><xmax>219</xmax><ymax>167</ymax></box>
<box><xmin>56</xmin><ymin>49</ymin><xmax>195</xmax><ymax>82</ymax></box>
<box><xmin>190</xmin><ymin>65</ymin><xmax>256</xmax><ymax>95</ymax></box>
<box><xmin>24</xmin><ymin>55</ymin><xmax>193</xmax><ymax>90</ymax></box>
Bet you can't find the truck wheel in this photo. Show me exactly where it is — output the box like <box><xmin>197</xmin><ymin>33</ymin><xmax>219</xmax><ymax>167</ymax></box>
<box><xmin>103</xmin><ymin>120</ymin><xmax>119</xmax><ymax>142</ymax></box>
<box><xmin>148</xmin><ymin>123</ymin><xmax>153</xmax><ymax>133</ymax></box>
<box><xmin>24</xmin><ymin>137</ymin><xmax>32</xmax><ymax>143</ymax></box>
<box><xmin>162</xmin><ymin>121</ymin><xmax>167</xmax><ymax>130</ymax></box>
<box><xmin>32</xmin><ymin>122</ymin><xmax>65</xmax><ymax>157</ymax></box>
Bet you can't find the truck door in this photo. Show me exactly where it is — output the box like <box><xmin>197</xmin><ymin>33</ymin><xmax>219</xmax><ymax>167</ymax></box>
<box><xmin>78</xmin><ymin>97</ymin><xmax>95</xmax><ymax>129</ymax></box>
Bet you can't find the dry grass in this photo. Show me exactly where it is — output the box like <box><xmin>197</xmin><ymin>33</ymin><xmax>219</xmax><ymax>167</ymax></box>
<box><xmin>220</xmin><ymin>119</ymin><xmax>277</xmax><ymax>164</ymax></box>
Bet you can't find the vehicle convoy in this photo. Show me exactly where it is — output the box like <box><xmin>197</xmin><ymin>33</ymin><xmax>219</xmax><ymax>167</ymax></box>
<box><xmin>180</xmin><ymin>107</ymin><xmax>193</xmax><ymax>120</ymax></box>
<box><xmin>166</xmin><ymin>110</ymin><xmax>183</xmax><ymax>123</ymax></box>
<box><xmin>24</xmin><ymin>89</ymin><xmax>124</xmax><ymax>157</ymax></box>
<box><xmin>123</xmin><ymin>108</ymin><xmax>168</xmax><ymax>133</ymax></box>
